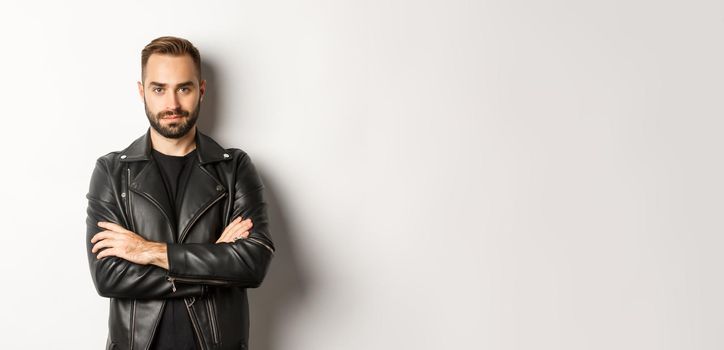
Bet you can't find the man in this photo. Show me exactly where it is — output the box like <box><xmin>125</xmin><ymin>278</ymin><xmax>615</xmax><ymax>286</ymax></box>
<box><xmin>85</xmin><ymin>36</ymin><xmax>275</xmax><ymax>350</ymax></box>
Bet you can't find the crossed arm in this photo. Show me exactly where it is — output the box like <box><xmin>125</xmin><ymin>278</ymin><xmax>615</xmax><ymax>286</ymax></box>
<box><xmin>89</xmin><ymin>217</ymin><xmax>254</xmax><ymax>270</ymax></box>
<box><xmin>85</xmin><ymin>154</ymin><xmax>275</xmax><ymax>299</ymax></box>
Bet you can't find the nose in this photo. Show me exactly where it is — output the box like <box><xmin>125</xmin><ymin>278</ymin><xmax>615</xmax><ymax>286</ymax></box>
<box><xmin>165</xmin><ymin>90</ymin><xmax>181</xmax><ymax>112</ymax></box>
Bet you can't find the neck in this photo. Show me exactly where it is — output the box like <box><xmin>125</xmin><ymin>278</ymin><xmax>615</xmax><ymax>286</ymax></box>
<box><xmin>149</xmin><ymin>126</ymin><xmax>197</xmax><ymax>156</ymax></box>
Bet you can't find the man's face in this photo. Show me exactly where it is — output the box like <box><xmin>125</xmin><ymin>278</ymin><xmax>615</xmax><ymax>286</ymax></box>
<box><xmin>137</xmin><ymin>54</ymin><xmax>205</xmax><ymax>139</ymax></box>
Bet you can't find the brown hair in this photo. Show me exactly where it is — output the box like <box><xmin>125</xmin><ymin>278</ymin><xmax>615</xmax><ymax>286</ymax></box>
<box><xmin>141</xmin><ymin>36</ymin><xmax>201</xmax><ymax>82</ymax></box>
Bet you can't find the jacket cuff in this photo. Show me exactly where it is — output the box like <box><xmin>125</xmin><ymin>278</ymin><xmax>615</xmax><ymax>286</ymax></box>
<box><xmin>166</xmin><ymin>242</ymin><xmax>185</xmax><ymax>277</ymax></box>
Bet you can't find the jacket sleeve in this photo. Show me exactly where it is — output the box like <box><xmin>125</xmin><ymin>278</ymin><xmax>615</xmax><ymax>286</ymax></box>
<box><xmin>86</xmin><ymin>157</ymin><xmax>206</xmax><ymax>299</ymax></box>
<box><xmin>165</xmin><ymin>152</ymin><xmax>275</xmax><ymax>288</ymax></box>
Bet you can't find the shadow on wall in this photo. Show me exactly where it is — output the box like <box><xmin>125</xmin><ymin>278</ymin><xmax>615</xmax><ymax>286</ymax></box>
<box><xmin>197</xmin><ymin>60</ymin><xmax>222</xmax><ymax>134</ymax></box>
<box><xmin>249</xmin><ymin>178</ymin><xmax>310</xmax><ymax>350</ymax></box>
<box><xmin>199</xmin><ymin>60</ymin><xmax>312</xmax><ymax>350</ymax></box>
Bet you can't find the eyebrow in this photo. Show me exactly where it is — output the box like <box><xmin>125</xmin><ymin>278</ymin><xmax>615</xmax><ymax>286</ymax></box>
<box><xmin>148</xmin><ymin>81</ymin><xmax>195</xmax><ymax>88</ymax></box>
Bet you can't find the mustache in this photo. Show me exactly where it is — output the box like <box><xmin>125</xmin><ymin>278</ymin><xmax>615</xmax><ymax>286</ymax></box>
<box><xmin>159</xmin><ymin>109</ymin><xmax>189</xmax><ymax>118</ymax></box>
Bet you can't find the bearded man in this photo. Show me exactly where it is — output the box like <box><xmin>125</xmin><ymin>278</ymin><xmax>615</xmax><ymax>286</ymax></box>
<box><xmin>85</xmin><ymin>36</ymin><xmax>275</xmax><ymax>350</ymax></box>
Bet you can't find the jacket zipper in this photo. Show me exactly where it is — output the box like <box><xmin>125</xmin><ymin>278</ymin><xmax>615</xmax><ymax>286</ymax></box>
<box><xmin>130</xmin><ymin>299</ymin><xmax>136</xmax><ymax>350</ymax></box>
<box><xmin>185</xmin><ymin>297</ymin><xmax>207</xmax><ymax>350</ymax></box>
<box><xmin>125</xmin><ymin>167</ymin><xmax>135</xmax><ymax>231</ymax></box>
<box><xmin>124</xmin><ymin>168</ymin><xmax>131</xmax><ymax>229</ymax></box>
<box><xmin>126</xmin><ymin>167</ymin><xmax>137</xmax><ymax>350</ymax></box>
<box><xmin>206</xmin><ymin>295</ymin><xmax>219</xmax><ymax>344</ymax></box>
<box><xmin>245</xmin><ymin>237</ymin><xmax>275</xmax><ymax>254</ymax></box>
<box><xmin>168</xmin><ymin>275</ymin><xmax>237</xmax><ymax>286</ymax></box>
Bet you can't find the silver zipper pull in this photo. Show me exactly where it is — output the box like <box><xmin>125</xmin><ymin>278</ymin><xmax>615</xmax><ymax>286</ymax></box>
<box><xmin>168</xmin><ymin>276</ymin><xmax>177</xmax><ymax>292</ymax></box>
<box><xmin>246</xmin><ymin>237</ymin><xmax>275</xmax><ymax>254</ymax></box>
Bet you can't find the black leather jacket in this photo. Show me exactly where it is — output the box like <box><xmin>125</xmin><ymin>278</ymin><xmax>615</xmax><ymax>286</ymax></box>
<box><xmin>85</xmin><ymin>127</ymin><xmax>275</xmax><ymax>350</ymax></box>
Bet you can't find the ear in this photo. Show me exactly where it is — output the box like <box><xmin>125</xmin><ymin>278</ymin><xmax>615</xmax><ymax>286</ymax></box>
<box><xmin>136</xmin><ymin>81</ymin><xmax>144</xmax><ymax>102</ymax></box>
<box><xmin>199</xmin><ymin>79</ymin><xmax>206</xmax><ymax>102</ymax></box>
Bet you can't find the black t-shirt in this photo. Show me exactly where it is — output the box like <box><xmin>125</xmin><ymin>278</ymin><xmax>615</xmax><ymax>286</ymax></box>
<box><xmin>149</xmin><ymin>147</ymin><xmax>200</xmax><ymax>350</ymax></box>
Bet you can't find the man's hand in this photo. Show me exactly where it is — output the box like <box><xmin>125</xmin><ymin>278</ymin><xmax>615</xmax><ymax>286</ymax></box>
<box><xmin>216</xmin><ymin>216</ymin><xmax>253</xmax><ymax>243</ymax></box>
<box><xmin>91</xmin><ymin>222</ymin><xmax>168</xmax><ymax>269</ymax></box>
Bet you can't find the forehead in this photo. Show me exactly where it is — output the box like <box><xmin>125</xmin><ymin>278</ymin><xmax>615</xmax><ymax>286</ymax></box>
<box><xmin>144</xmin><ymin>54</ymin><xmax>198</xmax><ymax>83</ymax></box>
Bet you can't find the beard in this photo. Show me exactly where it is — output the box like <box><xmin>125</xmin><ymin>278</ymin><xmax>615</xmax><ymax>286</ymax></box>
<box><xmin>144</xmin><ymin>97</ymin><xmax>201</xmax><ymax>139</ymax></box>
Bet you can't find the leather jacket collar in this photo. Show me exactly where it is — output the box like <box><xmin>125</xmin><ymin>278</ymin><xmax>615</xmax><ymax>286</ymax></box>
<box><xmin>118</xmin><ymin>127</ymin><xmax>232</xmax><ymax>165</ymax></box>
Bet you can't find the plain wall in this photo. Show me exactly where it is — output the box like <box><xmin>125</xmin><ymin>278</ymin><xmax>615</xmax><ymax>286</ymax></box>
<box><xmin>0</xmin><ymin>0</ymin><xmax>722</xmax><ymax>349</ymax></box>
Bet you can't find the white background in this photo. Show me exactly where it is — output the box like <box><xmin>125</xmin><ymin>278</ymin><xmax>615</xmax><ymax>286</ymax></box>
<box><xmin>0</xmin><ymin>1</ymin><xmax>722</xmax><ymax>349</ymax></box>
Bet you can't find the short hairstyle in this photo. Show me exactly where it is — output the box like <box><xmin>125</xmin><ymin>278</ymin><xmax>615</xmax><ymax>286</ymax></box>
<box><xmin>141</xmin><ymin>36</ymin><xmax>202</xmax><ymax>82</ymax></box>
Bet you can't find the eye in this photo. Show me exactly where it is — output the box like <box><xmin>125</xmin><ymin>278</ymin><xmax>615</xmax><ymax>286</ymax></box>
<box><xmin>179</xmin><ymin>87</ymin><xmax>190</xmax><ymax>93</ymax></box>
<box><xmin>152</xmin><ymin>87</ymin><xmax>163</xmax><ymax>94</ymax></box>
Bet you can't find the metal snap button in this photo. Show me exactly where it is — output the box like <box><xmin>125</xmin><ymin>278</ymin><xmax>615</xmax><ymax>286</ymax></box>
<box><xmin>120</xmin><ymin>155</ymin><xmax>127</xmax><ymax>159</ymax></box>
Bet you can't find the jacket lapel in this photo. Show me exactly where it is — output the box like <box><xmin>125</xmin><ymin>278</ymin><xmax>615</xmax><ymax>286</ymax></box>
<box><xmin>131</xmin><ymin>158</ymin><xmax>176</xmax><ymax>233</ymax></box>
<box><xmin>176</xmin><ymin>162</ymin><xmax>227</xmax><ymax>243</ymax></box>
<box><xmin>119</xmin><ymin>127</ymin><xmax>232</xmax><ymax>243</ymax></box>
